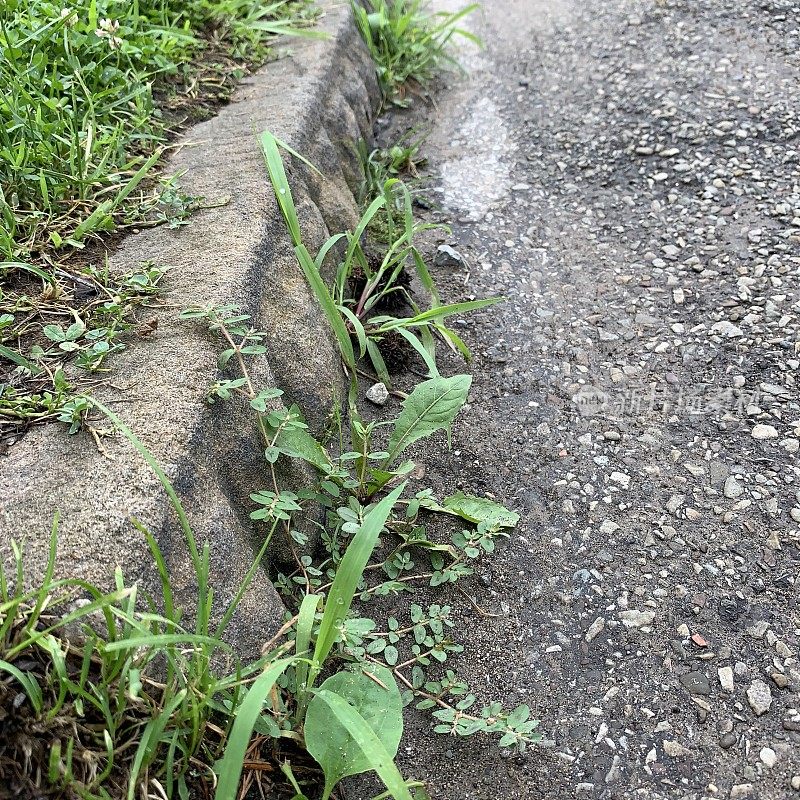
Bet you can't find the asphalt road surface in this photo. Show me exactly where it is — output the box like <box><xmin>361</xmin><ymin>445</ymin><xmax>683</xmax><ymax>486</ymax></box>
<box><xmin>372</xmin><ymin>1</ymin><xmax>800</xmax><ymax>798</ymax></box>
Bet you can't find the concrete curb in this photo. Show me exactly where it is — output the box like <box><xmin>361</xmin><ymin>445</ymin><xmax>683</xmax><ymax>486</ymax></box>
<box><xmin>0</xmin><ymin>1</ymin><xmax>378</xmax><ymax>656</ymax></box>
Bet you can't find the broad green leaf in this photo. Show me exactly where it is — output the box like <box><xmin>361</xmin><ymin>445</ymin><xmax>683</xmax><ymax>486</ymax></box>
<box><xmin>385</xmin><ymin>375</ymin><xmax>471</xmax><ymax>465</ymax></box>
<box><xmin>265</xmin><ymin>404</ymin><xmax>331</xmax><ymax>471</ymax></box>
<box><xmin>506</xmin><ymin>704</ymin><xmax>531</xmax><ymax>726</ymax></box>
<box><xmin>419</xmin><ymin>492</ymin><xmax>519</xmax><ymax>530</ymax></box>
<box><xmin>367</xmin><ymin>461</ymin><xmax>415</xmax><ymax>497</ymax></box>
<box><xmin>305</xmin><ymin>664</ymin><xmax>402</xmax><ymax>797</ymax></box>
<box><xmin>42</xmin><ymin>325</ymin><xmax>65</xmax><ymax>342</ymax></box>
<box><xmin>307</xmin><ymin>686</ymin><xmax>412</xmax><ymax>800</ymax></box>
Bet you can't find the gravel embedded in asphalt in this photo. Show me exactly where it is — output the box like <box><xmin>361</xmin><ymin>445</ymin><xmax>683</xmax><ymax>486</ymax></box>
<box><xmin>365</xmin><ymin>0</ymin><xmax>800</xmax><ymax>797</ymax></box>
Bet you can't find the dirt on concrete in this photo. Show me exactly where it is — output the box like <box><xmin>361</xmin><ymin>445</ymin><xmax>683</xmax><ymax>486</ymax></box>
<box><xmin>355</xmin><ymin>0</ymin><xmax>800</xmax><ymax>797</ymax></box>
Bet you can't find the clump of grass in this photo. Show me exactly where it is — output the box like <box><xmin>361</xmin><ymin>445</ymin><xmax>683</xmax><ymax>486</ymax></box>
<box><xmin>0</xmin><ymin>0</ymin><xmax>317</xmax><ymax>258</ymax></box>
<box><xmin>0</xmin><ymin>515</ymin><xmax>286</xmax><ymax>799</ymax></box>
<box><xmin>357</xmin><ymin>132</ymin><xmax>427</xmax><ymax>209</ymax></box>
<box><xmin>356</xmin><ymin>129</ymin><xmax>426</xmax><ymax>244</ymax></box>
<box><xmin>352</xmin><ymin>0</ymin><xmax>479</xmax><ymax>105</ymax></box>
<box><xmin>263</xmin><ymin>130</ymin><xmax>499</xmax><ymax>386</ymax></box>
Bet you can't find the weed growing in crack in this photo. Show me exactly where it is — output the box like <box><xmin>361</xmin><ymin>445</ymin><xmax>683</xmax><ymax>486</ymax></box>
<box><xmin>352</xmin><ymin>0</ymin><xmax>480</xmax><ymax>106</ymax></box>
<box><xmin>0</xmin><ymin>396</ymin><xmax>423</xmax><ymax>800</ymax></box>
<box><xmin>357</xmin><ymin>133</ymin><xmax>427</xmax><ymax>208</ymax></box>
<box><xmin>356</xmin><ymin>131</ymin><xmax>430</xmax><ymax>241</ymax></box>
<box><xmin>171</xmin><ymin>129</ymin><xmax>541</xmax><ymax>793</ymax></box>
<box><xmin>182</xmin><ymin>301</ymin><xmax>542</xmax><ymax>794</ymax></box>
<box><xmin>0</xmin><ymin>397</ymin><xmax>290</xmax><ymax>799</ymax></box>
<box><xmin>262</xmin><ymin>130</ymin><xmax>499</xmax><ymax>386</ymax></box>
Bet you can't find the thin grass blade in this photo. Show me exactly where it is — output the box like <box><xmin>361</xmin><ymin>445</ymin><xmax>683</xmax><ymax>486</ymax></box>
<box><xmin>214</xmin><ymin>658</ymin><xmax>297</xmax><ymax>800</ymax></box>
<box><xmin>311</xmin><ymin>483</ymin><xmax>405</xmax><ymax>673</ymax></box>
<box><xmin>295</xmin><ymin>244</ymin><xmax>356</xmax><ymax>368</ymax></box>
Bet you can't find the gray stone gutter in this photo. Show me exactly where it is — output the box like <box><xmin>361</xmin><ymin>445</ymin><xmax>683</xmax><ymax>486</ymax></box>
<box><xmin>0</xmin><ymin>1</ymin><xmax>379</xmax><ymax>656</ymax></box>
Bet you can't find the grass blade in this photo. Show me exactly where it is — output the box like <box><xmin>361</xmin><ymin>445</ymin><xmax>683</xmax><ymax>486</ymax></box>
<box><xmin>294</xmin><ymin>593</ymin><xmax>320</xmax><ymax>708</ymax></box>
<box><xmin>433</xmin><ymin>321</ymin><xmax>471</xmax><ymax>359</ymax></box>
<box><xmin>312</xmin><ymin>689</ymin><xmax>413</xmax><ymax>800</ymax></box>
<box><xmin>260</xmin><ymin>131</ymin><xmax>303</xmax><ymax>246</ymax></box>
<box><xmin>315</xmin><ymin>233</ymin><xmax>347</xmax><ymax>271</ymax></box>
<box><xmin>83</xmin><ymin>397</ymin><xmax>206</xmax><ymax>624</ymax></box>
<box><xmin>0</xmin><ymin>260</ymin><xmax>56</xmax><ymax>285</ymax></box>
<box><xmin>127</xmin><ymin>689</ymin><xmax>188</xmax><ymax>800</ymax></box>
<box><xmin>376</xmin><ymin>298</ymin><xmax>502</xmax><ymax>331</ymax></box>
<box><xmin>344</xmin><ymin>194</ymin><xmax>385</xmax><ymax>269</ymax></box>
<box><xmin>214</xmin><ymin>658</ymin><xmax>297</xmax><ymax>800</ymax></box>
<box><xmin>393</xmin><ymin>327</ymin><xmax>439</xmax><ymax>378</ymax></box>
<box><xmin>0</xmin><ymin>343</ymin><xmax>42</xmax><ymax>374</ymax></box>
<box><xmin>295</xmin><ymin>244</ymin><xmax>356</xmax><ymax>369</ymax></box>
<box><xmin>311</xmin><ymin>484</ymin><xmax>405</xmax><ymax>673</ymax></box>
<box><xmin>260</xmin><ymin>130</ymin><xmax>356</xmax><ymax>369</ymax></box>
<box><xmin>23</xmin><ymin>516</ymin><xmax>59</xmax><ymax>639</ymax></box>
<box><xmin>365</xmin><ymin>338</ymin><xmax>391</xmax><ymax>387</ymax></box>
<box><xmin>340</xmin><ymin>306</ymin><xmax>369</xmax><ymax>359</ymax></box>
<box><xmin>0</xmin><ymin>659</ymin><xmax>43</xmax><ymax>714</ymax></box>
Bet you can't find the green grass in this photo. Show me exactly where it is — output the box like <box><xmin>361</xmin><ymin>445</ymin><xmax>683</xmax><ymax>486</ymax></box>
<box><xmin>0</xmin><ymin>0</ymin><xmax>317</xmax><ymax>258</ymax></box>
<box><xmin>356</xmin><ymin>130</ymin><xmax>429</xmax><ymax>243</ymax></box>
<box><xmin>262</xmin><ymin>131</ymin><xmax>499</xmax><ymax>388</ymax></box>
<box><xmin>0</xmin><ymin>0</ymin><xmax>318</xmax><ymax>442</ymax></box>
<box><xmin>357</xmin><ymin>132</ymin><xmax>426</xmax><ymax>207</ymax></box>
<box><xmin>0</xmin><ymin>398</ymin><xmax>417</xmax><ymax>800</ymax></box>
<box><xmin>0</xmin><ymin>497</ymin><xmax>287</xmax><ymax>799</ymax></box>
<box><xmin>352</xmin><ymin>0</ymin><xmax>479</xmax><ymax>105</ymax></box>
